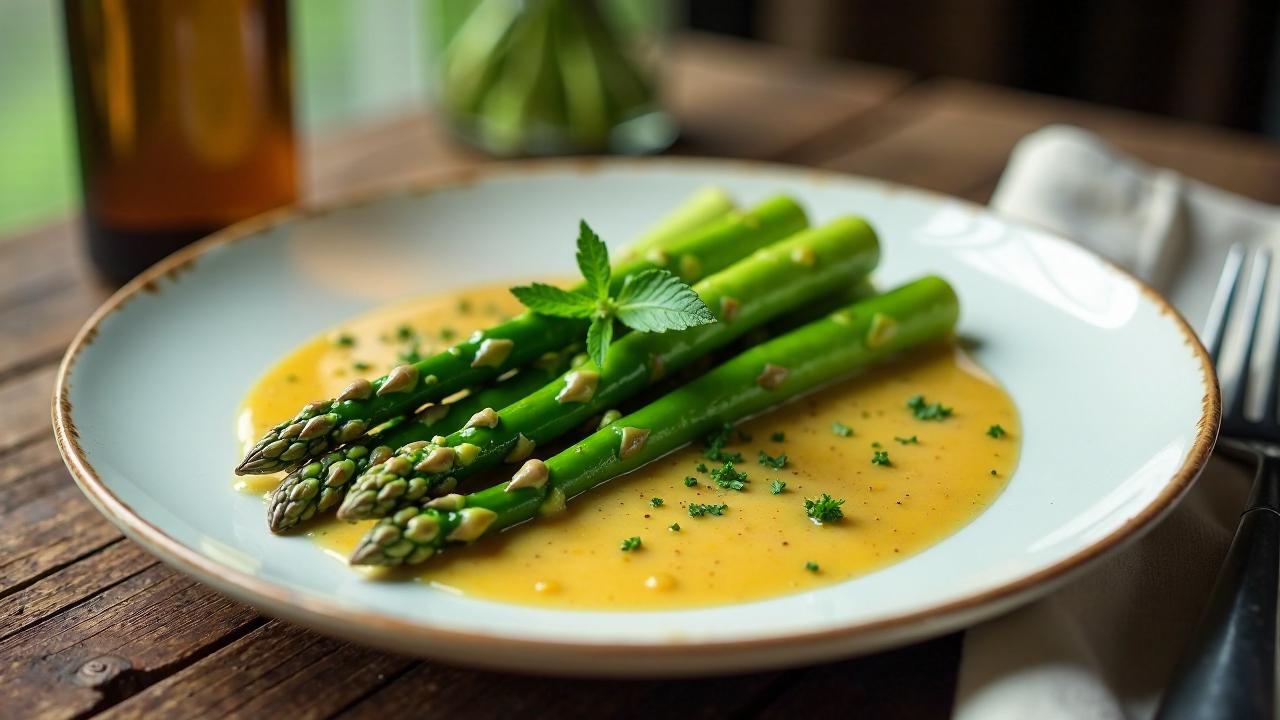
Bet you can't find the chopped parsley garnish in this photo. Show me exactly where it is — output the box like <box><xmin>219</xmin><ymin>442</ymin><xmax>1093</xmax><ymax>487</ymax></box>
<box><xmin>669</xmin><ymin>523</ymin><xmax>681</xmax><ymax>532</ymax></box>
<box><xmin>650</xmin><ymin>497</ymin><xmax>664</xmax><ymax>508</ymax></box>
<box><xmin>711</xmin><ymin>461</ymin><xmax>748</xmax><ymax>491</ymax></box>
<box><xmin>894</xmin><ymin>435</ymin><xmax>919</xmax><ymax>445</ymax></box>
<box><xmin>353</xmin><ymin>361</ymin><xmax>371</xmax><ymax>371</ymax></box>
<box><xmin>397</xmin><ymin>343</ymin><xmax>423</xmax><ymax>364</ymax></box>
<box><xmin>695</xmin><ymin>463</ymin><xmax>709</xmax><ymax>473</ymax></box>
<box><xmin>758</xmin><ymin>450</ymin><xmax>788</xmax><ymax>470</ymax></box>
<box><xmin>831</xmin><ymin>421</ymin><xmax>854</xmax><ymax>437</ymax></box>
<box><xmin>907</xmin><ymin>394</ymin><xmax>953</xmax><ymax>421</ymax></box>
<box><xmin>688</xmin><ymin>503</ymin><xmax>728</xmax><ymax>517</ymax></box>
<box><xmin>619</xmin><ymin>536</ymin><xmax>642</xmax><ymax>552</ymax></box>
<box><xmin>990</xmin><ymin>469</ymin><xmax>999</xmax><ymax>476</ymax></box>
<box><xmin>770</xmin><ymin>431</ymin><xmax>786</xmax><ymax>442</ymax></box>
<box><xmin>439</xmin><ymin>327</ymin><xmax>456</xmax><ymax>341</ymax></box>
<box><xmin>683</xmin><ymin>476</ymin><xmax>698</xmax><ymax>487</ymax></box>
<box><xmin>457</xmin><ymin>299</ymin><xmax>472</xmax><ymax>314</ymax></box>
<box><xmin>870</xmin><ymin>441</ymin><xmax>882</xmax><ymax>449</ymax></box>
<box><xmin>769</xmin><ymin>479</ymin><xmax>787</xmax><ymax>495</ymax></box>
<box><xmin>395</xmin><ymin>324</ymin><xmax>416</xmax><ymax>341</ymax></box>
<box><xmin>805</xmin><ymin>561</ymin><xmax>820</xmax><ymax>573</ymax></box>
<box><xmin>804</xmin><ymin>493</ymin><xmax>845</xmax><ymax>524</ymax></box>
<box><xmin>333</xmin><ymin>333</ymin><xmax>356</xmax><ymax>347</ymax></box>
<box><xmin>987</xmin><ymin>424</ymin><xmax>1007</xmax><ymax>438</ymax></box>
<box><xmin>702</xmin><ymin>424</ymin><xmax>744</xmax><ymax>462</ymax></box>
<box><xmin>872</xmin><ymin>450</ymin><xmax>891</xmax><ymax>466</ymax></box>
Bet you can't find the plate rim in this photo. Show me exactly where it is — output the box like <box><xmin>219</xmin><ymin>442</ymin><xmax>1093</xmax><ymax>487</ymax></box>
<box><xmin>51</xmin><ymin>156</ymin><xmax>1220</xmax><ymax>663</ymax></box>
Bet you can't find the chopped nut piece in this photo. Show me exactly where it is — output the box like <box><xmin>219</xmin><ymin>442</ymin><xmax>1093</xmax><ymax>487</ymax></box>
<box><xmin>678</xmin><ymin>254</ymin><xmax>701</xmax><ymax>280</ymax></box>
<box><xmin>447</xmin><ymin>507</ymin><xmax>498</xmax><ymax>542</ymax></box>
<box><xmin>791</xmin><ymin>245</ymin><xmax>816</xmax><ymax>267</ymax></box>
<box><xmin>414</xmin><ymin>447</ymin><xmax>456</xmax><ymax>474</ymax></box>
<box><xmin>539</xmin><ymin>486</ymin><xmax>567</xmax><ymax>516</ymax></box>
<box><xmin>504</xmin><ymin>433</ymin><xmax>537</xmax><ymax>463</ymax></box>
<box><xmin>756</xmin><ymin>363</ymin><xmax>790</xmax><ymax>389</ymax></box>
<box><xmin>471</xmin><ymin>338</ymin><xmax>515</xmax><ymax>368</ymax></box>
<box><xmin>556</xmin><ymin>369</ymin><xmax>600</xmax><ymax>403</ymax></box>
<box><xmin>454</xmin><ymin>442</ymin><xmax>481</xmax><ymax>466</ymax></box>
<box><xmin>418</xmin><ymin>405</ymin><xmax>450</xmax><ymax>426</ymax></box>
<box><xmin>719</xmin><ymin>296</ymin><xmax>741</xmax><ymax>322</ymax></box>
<box><xmin>463</xmin><ymin>407</ymin><xmax>500</xmax><ymax>430</ymax></box>
<box><xmin>618</xmin><ymin>427</ymin><xmax>651</xmax><ymax>460</ymax></box>
<box><xmin>649</xmin><ymin>355</ymin><xmax>665</xmax><ymax>382</ymax></box>
<box><xmin>506</xmin><ymin>458</ymin><xmax>550</xmax><ymax>491</ymax></box>
<box><xmin>867</xmin><ymin>313</ymin><xmax>898</xmax><ymax>348</ymax></box>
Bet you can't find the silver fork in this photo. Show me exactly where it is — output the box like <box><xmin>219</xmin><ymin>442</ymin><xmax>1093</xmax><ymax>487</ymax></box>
<box><xmin>1157</xmin><ymin>244</ymin><xmax>1279</xmax><ymax>720</ymax></box>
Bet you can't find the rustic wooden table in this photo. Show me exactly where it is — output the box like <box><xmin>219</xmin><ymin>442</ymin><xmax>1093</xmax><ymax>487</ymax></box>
<box><xmin>4</xmin><ymin>34</ymin><xmax>1278</xmax><ymax>719</ymax></box>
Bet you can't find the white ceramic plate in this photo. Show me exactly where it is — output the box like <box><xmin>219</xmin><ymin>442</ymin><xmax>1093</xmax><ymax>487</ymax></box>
<box><xmin>54</xmin><ymin>159</ymin><xmax>1217</xmax><ymax>675</ymax></box>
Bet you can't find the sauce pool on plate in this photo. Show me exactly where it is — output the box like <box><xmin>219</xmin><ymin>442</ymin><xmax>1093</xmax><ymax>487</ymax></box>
<box><xmin>238</xmin><ymin>283</ymin><xmax>1019</xmax><ymax>610</ymax></box>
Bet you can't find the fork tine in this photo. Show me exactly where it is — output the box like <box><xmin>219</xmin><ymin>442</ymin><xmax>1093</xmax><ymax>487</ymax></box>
<box><xmin>1229</xmin><ymin>248</ymin><xmax>1270</xmax><ymax>419</ymax></box>
<box><xmin>1203</xmin><ymin>244</ymin><xmax>1247</xmax><ymax>366</ymax></box>
<box><xmin>1262</xmin><ymin>252</ymin><xmax>1280</xmax><ymax>425</ymax></box>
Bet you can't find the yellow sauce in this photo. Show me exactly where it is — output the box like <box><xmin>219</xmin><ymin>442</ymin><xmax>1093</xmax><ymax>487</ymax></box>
<box><xmin>238</xmin><ymin>284</ymin><xmax>1019</xmax><ymax>610</ymax></box>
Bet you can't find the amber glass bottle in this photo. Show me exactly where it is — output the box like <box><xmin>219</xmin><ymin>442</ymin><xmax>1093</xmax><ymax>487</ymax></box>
<box><xmin>64</xmin><ymin>0</ymin><xmax>297</xmax><ymax>284</ymax></box>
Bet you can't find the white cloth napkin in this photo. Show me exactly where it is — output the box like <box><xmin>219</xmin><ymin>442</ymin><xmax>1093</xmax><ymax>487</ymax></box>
<box><xmin>954</xmin><ymin>125</ymin><xmax>1280</xmax><ymax>719</ymax></box>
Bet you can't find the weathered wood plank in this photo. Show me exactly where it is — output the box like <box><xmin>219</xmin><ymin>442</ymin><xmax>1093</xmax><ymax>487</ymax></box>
<box><xmin>819</xmin><ymin>79</ymin><xmax>1280</xmax><ymax>204</ymax></box>
<box><xmin>755</xmin><ymin>634</ymin><xmax>963</xmax><ymax>719</ymax></box>
<box><xmin>0</xmin><ymin>564</ymin><xmax>262</xmax><ymax>719</ymax></box>
<box><xmin>334</xmin><ymin>662</ymin><xmax>788</xmax><ymax>720</ymax></box>
<box><xmin>0</xmin><ymin>540</ymin><xmax>153</xmax><ymax>643</ymax></box>
<box><xmin>0</xmin><ymin>482</ymin><xmax>122</xmax><ymax>597</ymax></box>
<box><xmin>98</xmin><ymin>622</ymin><xmax>412</xmax><ymax>720</ymax></box>
<box><xmin>0</xmin><ymin>455</ymin><xmax>78</xmax><ymax>523</ymax></box>
<box><xmin>0</xmin><ymin>365</ymin><xmax>58</xmax><ymax>453</ymax></box>
<box><xmin>668</xmin><ymin>33</ymin><xmax>914</xmax><ymax>161</ymax></box>
<box><xmin>0</xmin><ymin>435</ymin><xmax>63</xmax><ymax>493</ymax></box>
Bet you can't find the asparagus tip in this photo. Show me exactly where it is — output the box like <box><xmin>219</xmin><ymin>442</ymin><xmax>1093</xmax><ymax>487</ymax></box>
<box><xmin>336</xmin><ymin>491</ymin><xmax>374</xmax><ymax>521</ymax></box>
<box><xmin>349</xmin><ymin>541</ymin><xmax>389</xmax><ymax>566</ymax></box>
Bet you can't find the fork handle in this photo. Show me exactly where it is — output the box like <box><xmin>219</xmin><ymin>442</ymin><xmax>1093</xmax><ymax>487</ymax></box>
<box><xmin>1156</xmin><ymin>455</ymin><xmax>1280</xmax><ymax>720</ymax></box>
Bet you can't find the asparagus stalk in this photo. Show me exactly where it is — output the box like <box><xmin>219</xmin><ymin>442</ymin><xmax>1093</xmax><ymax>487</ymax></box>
<box><xmin>337</xmin><ymin>218</ymin><xmax>879</xmax><ymax>521</ymax></box>
<box><xmin>622</xmin><ymin>188</ymin><xmax>734</xmax><ymax>261</ymax></box>
<box><xmin>265</xmin><ymin>346</ymin><xmax>581</xmax><ymax>533</ymax></box>
<box><xmin>237</xmin><ymin>194</ymin><xmax>800</xmax><ymax>475</ymax></box>
<box><xmin>349</xmin><ymin>276</ymin><xmax>960</xmax><ymax>565</ymax></box>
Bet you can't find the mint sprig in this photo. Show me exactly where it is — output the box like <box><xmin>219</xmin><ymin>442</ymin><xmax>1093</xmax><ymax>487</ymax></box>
<box><xmin>511</xmin><ymin>221</ymin><xmax>717</xmax><ymax>366</ymax></box>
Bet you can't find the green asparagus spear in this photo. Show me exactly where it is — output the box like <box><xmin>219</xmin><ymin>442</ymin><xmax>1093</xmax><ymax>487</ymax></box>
<box><xmin>265</xmin><ymin>346</ymin><xmax>581</xmax><ymax>533</ymax></box>
<box><xmin>236</xmin><ymin>195</ymin><xmax>801</xmax><ymax>476</ymax></box>
<box><xmin>622</xmin><ymin>188</ymin><xmax>735</xmax><ymax>260</ymax></box>
<box><xmin>337</xmin><ymin>218</ymin><xmax>879</xmax><ymax>520</ymax></box>
<box><xmin>349</xmin><ymin>276</ymin><xmax>960</xmax><ymax>565</ymax></box>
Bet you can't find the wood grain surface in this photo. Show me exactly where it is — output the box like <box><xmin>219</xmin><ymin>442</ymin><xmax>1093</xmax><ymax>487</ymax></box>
<box><xmin>2</xmin><ymin>33</ymin><xmax>1277</xmax><ymax>720</ymax></box>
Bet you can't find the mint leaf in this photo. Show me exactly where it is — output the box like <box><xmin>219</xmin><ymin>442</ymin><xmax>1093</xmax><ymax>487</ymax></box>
<box><xmin>510</xmin><ymin>282</ymin><xmax>596</xmax><ymax>317</ymax></box>
<box><xmin>586</xmin><ymin>316</ymin><xmax>613</xmax><ymax>367</ymax></box>
<box><xmin>614</xmin><ymin>269</ymin><xmax>717</xmax><ymax>333</ymax></box>
<box><xmin>576</xmin><ymin>221</ymin><xmax>611</xmax><ymax>301</ymax></box>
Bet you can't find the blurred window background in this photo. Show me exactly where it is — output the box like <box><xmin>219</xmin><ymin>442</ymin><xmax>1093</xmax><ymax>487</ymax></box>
<box><xmin>3</xmin><ymin>0</ymin><xmax>1278</xmax><ymax>237</ymax></box>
